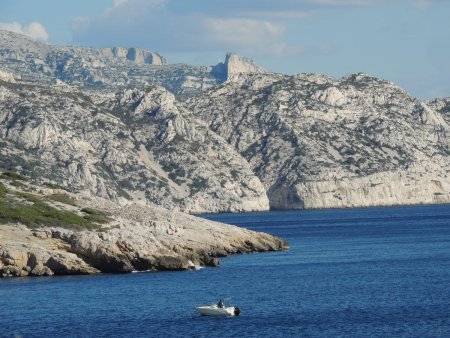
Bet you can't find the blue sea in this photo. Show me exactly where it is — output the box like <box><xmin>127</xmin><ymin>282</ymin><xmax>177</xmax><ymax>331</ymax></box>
<box><xmin>1</xmin><ymin>204</ymin><xmax>450</xmax><ymax>337</ymax></box>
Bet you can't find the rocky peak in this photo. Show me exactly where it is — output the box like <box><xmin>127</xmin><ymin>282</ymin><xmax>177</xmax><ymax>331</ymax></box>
<box><xmin>225</xmin><ymin>53</ymin><xmax>264</xmax><ymax>77</ymax></box>
<box><xmin>211</xmin><ymin>53</ymin><xmax>265</xmax><ymax>81</ymax></box>
<box><xmin>105</xmin><ymin>47</ymin><xmax>167</xmax><ymax>65</ymax></box>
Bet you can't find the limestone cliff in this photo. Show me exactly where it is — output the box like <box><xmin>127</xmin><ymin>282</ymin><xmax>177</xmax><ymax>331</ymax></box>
<box><xmin>186</xmin><ymin>73</ymin><xmax>449</xmax><ymax>209</ymax></box>
<box><xmin>211</xmin><ymin>53</ymin><xmax>265</xmax><ymax>81</ymax></box>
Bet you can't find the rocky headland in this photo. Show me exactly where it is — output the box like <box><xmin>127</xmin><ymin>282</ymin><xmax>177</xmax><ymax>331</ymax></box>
<box><xmin>0</xmin><ymin>173</ymin><xmax>287</xmax><ymax>277</ymax></box>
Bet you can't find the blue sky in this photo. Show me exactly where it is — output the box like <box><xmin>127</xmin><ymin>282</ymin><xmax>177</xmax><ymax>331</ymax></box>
<box><xmin>0</xmin><ymin>0</ymin><xmax>449</xmax><ymax>99</ymax></box>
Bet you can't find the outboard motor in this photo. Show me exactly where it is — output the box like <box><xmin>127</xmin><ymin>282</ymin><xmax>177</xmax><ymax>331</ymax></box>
<box><xmin>234</xmin><ymin>307</ymin><xmax>240</xmax><ymax>316</ymax></box>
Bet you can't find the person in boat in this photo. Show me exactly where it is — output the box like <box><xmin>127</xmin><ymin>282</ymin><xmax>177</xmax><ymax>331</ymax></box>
<box><xmin>217</xmin><ymin>299</ymin><xmax>224</xmax><ymax>308</ymax></box>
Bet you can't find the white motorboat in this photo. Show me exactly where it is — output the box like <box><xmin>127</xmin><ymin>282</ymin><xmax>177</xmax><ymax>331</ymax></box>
<box><xmin>196</xmin><ymin>301</ymin><xmax>240</xmax><ymax>316</ymax></box>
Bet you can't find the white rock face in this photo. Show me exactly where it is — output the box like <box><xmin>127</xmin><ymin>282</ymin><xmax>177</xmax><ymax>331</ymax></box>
<box><xmin>313</xmin><ymin>87</ymin><xmax>346</xmax><ymax>107</ymax></box>
<box><xmin>187</xmin><ymin>72</ymin><xmax>450</xmax><ymax>209</ymax></box>
<box><xmin>224</xmin><ymin>53</ymin><xmax>264</xmax><ymax>78</ymax></box>
<box><xmin>0</xmin><ymin>68</ymin><xmax>15</xmax><ymax>83</ymax></box>
<box><xmin>106</xmin><ymin>47</ymin><xmax>166</xmax><ymax>65</ymax></box>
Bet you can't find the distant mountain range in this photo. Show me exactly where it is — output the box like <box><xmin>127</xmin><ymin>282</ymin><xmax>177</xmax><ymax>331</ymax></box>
<box><xmin>0</xmin><ymin>29</ymin><xmax>448</xmax><ymax>212</ymax></box>
<box><xmin>0</xmin><ymin>30</ymin><xmax>261</xmax><ymax>96</ymax></box>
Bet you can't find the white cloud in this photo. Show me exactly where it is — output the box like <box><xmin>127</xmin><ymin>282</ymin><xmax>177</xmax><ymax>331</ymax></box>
<box><xmin>0</xmin><ymin>21</ymin><xmax>49</xmax><ymax>41</ymax></box>
<box><xmin>203</xmin><ymin>18</ymin><xmax>284</xmax><ymax>47</ymax></box>
<box><xmin>104</xmin><ymin>0</ymin><xmax>166</xmax><ymax>19</ymax></box>
<box><xmin>71</xmin><ymin>1</ymin><xmax>287</xmax><ymax>57</ymax></box>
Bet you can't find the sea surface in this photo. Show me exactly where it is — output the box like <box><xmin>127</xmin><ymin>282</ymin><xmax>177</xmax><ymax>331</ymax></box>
<box><xmin>1</xmin><ymin>204</ymin><xmax>450</xmax><ymax>337</ymax></box>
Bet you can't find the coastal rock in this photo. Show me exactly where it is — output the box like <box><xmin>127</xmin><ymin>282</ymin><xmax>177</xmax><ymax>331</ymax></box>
<box><xmin>30</xmin><ymin>265</ymin><xmax>54</xmax><ymax>276</ymax></box>
<box><xmin>0</xmin><ymin>178</ymin><xmax>288</xmax><ymax>278</ymax></box>
<box><xmin>187</xmin><ymin>73</ymin><xmax>450</xmax><ymax>209</ymax></box>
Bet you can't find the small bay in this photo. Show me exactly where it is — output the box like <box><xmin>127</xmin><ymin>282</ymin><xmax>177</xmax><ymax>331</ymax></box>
<box><xmin>1</xmin><ymin>204</ymin><xmax>449</xmax><ymax>337</ymax></box>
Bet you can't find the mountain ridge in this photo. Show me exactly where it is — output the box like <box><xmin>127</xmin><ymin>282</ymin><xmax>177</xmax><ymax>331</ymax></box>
<box><xmin>0</xmin><ymin>30</ymin><xmax>265</xmax><ymax>95</ymax></box>
<box><xmin>0</xmin><ymin>29</ymin><xmax>448</xmax><ymax>211</ymax></box>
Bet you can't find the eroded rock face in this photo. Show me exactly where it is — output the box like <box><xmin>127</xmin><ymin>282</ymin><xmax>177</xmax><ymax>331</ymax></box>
<box><xmin>187</xmin><ymin>73</ymin><xmax>450</xmax><ymax>209</ymax></box>
<box><xmin>0</xmin><ymin>82</ymin><xmax>269</xmax><ymax>213</ymax></box>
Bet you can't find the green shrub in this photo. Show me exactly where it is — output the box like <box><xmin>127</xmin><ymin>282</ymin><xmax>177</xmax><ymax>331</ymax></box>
<box><xmin>43</xmin><ymin>182</ymin><xmax>68</xmax><ymax>190</ymax></box>
<box><xmin>1</xmin><ymin>171</ymin><xmax>28</xmax><ymax>181</ymax></box>
<box><xmin>81</xmin><ymin>208</ymin><xmax>112</xmax><ymax>224</ymax></box>
<box><xmin>0</xmin><ymin>182</ymin><xmax>7</xmax><ymax>197</ymax></box>
<box><xmin>0</xmin><ymin>198</ymin><xmax>89</xmax><ymax>230</ymax></box>
<box><xmin>189</xmin><ymin>177</ymin><xmax>209</xmax><ymax>196</ymax></box>
<box><xmin>9</xmin><ymin>180</ymin><xmax>26</xmax><ymax>188</ymax></box>
<box><xmin>0</xmin><ymin>191</ymin><xmax>109</xmax><ymax>231</ymax></box>
<box><xmin>46</xmin><ymin>193</ymin><xmax>78</xmax><ymax>206</ymax></box>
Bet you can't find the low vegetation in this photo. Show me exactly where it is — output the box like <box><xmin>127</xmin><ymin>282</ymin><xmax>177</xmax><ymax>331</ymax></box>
<box><xmin>43</xmin><ymin>182</ymin><xmax>68</xmax><ymax>190</ymax></box>
<box><xmin>0</xmin><ymin>175</ymin><xmax>112</xmax><ymax>231</ymax></box>
<box><xmin>0</xmin><ymin>182</ymin><xmax>6</xmax><ymax>197</ymax></box>
<box><xmin>81</xmin><ymin>208</ymin><xmax>112</xmax><ymax>224</ymax></box>
<box><xmin>46</xmin><ymin>193</ymin><xmax>78</xmax><ymax>206</ymax></box>
<box><xmin>1</xmin><ymin>171</ymin><xmax>27</xmax><ymax>181</ymax></box>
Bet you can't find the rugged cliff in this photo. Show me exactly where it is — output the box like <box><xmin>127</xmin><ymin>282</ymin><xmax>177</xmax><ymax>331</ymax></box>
<box><xmin>0</xmin><ymin>78</ymin><xmax>269</xmax><ymax>213</ymax></box>
<box><xmin>0</xmin><ymin>173</ymin><xmax>287</xmax><ymax>277</ymax></box>
<box><xmin>186</xmin><ymin>73</ymin><xmax>449</xmax><ymax>209</ymax></box>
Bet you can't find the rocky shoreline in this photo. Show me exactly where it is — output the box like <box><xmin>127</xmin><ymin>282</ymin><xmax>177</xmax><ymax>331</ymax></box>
<box><xmin>0</xmin><ymin>177</ymin><xmax>288</xmax><ymax>278</ymax></box>
<box><xmin>0</xmin><ymin>222</ymin><xmax>287</xmax><ymax>278</ymax></box>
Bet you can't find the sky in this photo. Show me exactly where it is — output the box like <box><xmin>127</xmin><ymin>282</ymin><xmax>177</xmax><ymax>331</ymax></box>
<box><xmin>0</xmin><ymin>0</ymin><xmax>449</xmax><ymax>99</ymax></box>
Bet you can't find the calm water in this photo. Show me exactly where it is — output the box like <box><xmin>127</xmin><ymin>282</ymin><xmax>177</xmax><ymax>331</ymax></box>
<box><xmin>1</xmin><ymin>205</ymin><xmax>450</xmax><ymax>337</ymax></box>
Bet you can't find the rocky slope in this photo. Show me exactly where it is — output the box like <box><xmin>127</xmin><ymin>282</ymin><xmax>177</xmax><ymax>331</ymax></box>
<box><xmin>186</xmin><ymin>73</ymin><xmax>449</xmax><ymax>209</ymax></box>
<box><xmin>0</xmin><ymin>78</ymin><xmax>269</xmax><ymax>213</ymax></box>
<box><xmin>0</xmin><ymin>173</ymin><xmax>287</xmax><ymax>277</ymax></box>
<box><xmin>0</xmin><ymin>30</ymin><xmax>260</xmax><ymax>95</ymax></box>
<box><xmin>428</xmin><ymin>97</ymin><xmax>450</xmax><ymax>124</ymax></box>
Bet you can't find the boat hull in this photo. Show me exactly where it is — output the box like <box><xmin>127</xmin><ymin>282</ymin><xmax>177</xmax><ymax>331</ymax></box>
<box><xmin>196</xmin><ymin>305</ymin><xmax>236</xmax><ymax>316</ymax></box>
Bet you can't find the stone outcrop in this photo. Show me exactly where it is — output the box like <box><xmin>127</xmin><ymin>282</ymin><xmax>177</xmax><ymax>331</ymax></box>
<box><xmin>186</xmin><ymin>73</ymin><xmax>449</xmax><ymax>209</ymax></box>
<box><xmin>211</xmin><ymin>53</ymin><xmax>264</xmax><ymax>81</ymax></box>
<box><xmin>0</xmin><ymin>68</ymin><xmax>16</xmax><ymax>83</ymax></box>
<box><xmin>107</xmin><ymin>47</ymin><xmax>166</xmax><ymax>65</ymax></box>
<box><xmin>225</xmin><ymin>53</ymin><xmax>264</xmax><ymax>78</ymax></box>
